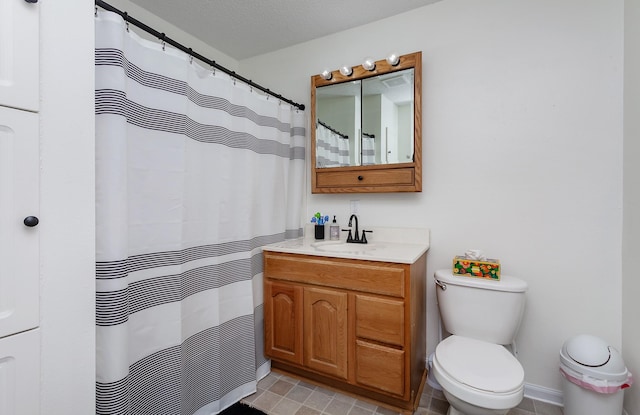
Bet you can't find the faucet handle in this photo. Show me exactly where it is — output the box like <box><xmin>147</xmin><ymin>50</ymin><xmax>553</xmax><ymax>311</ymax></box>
<box><xmin>361</xmin><ymin>230</ymin><xmax>372</xmax><ymax>244</ymax></box>
<box><xmin>342</xmin><ymin>228</ymin><xmax>354</xmax><ymax>242</ymax></box>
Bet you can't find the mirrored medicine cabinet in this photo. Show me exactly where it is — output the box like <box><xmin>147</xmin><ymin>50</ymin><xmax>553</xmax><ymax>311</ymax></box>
<box><xmin>311</xmin><ymin>51</ymin><xmax>422</xmax><ymax>193</ymax></box>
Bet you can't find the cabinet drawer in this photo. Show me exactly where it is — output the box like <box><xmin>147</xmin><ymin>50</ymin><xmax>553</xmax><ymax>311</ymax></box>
<box><xmin>355</xmin><ymin>340</ymin><xmax>405</xmax><ymax>397</ymax></box>
<box><xmin>356</xmin><ymin>295</ymin><xmax>404</xmax><ymax>346</ymax></box>
<box><xmin>0</xmin><ymin>328</ymin><xmax>40</xmax><ymax>415</ymax></box>
<box><xmin>316</xmin><ymin>167</ymin><xmax>414</xmax><ymax>188</ymax></box>
<box><xmin>264</xmin><ymin>253</ymin><xmax>405</xmax><ymax>297</ymax></box>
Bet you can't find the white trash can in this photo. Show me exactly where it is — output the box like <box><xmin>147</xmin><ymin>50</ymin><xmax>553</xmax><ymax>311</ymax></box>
<box><xmin>560</xmin><ymin>334</ymin><xmax>633</xmax><ymax>415</ymax></box>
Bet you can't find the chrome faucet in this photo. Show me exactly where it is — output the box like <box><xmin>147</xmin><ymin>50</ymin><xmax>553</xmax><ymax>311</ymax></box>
<box><xmin>344</xmin><ymin>214</ymin><xmax>372</xmax><ymax>244</ymax></box>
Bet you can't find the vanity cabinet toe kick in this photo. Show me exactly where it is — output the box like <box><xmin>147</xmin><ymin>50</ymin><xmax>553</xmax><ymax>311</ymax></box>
<box><xmin>263</xmin><ymin>251</ymin><xmax>427</xmax><ymax>414</ymax></box>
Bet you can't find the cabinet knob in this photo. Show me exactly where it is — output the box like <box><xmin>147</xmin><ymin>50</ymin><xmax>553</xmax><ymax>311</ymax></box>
<box><xmin>357</xmin><ymin>175</ymin><xmax>363</xmax><ymax>181</ymax></box>
<box><xmin>23</xmin><ymin>216</ymin><xmax>39</xmax><ymax>227</ymax></box>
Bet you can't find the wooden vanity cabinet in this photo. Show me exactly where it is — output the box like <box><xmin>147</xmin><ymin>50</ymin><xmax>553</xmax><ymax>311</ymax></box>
<box><xmin>263</xmin><ymin>251</ymin><xmax>427</xmax><ymax>414</ymax></box>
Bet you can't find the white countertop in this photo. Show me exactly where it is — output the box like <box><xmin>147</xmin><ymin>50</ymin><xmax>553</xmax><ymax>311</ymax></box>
<box><xmin>262</xmin><ymin>225</ymin><xmax>430</xmax><ymax>264</ymax></box>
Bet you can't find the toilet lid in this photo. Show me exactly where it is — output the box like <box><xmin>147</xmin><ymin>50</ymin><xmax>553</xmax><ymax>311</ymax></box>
<box><xmin>435</xmin><ymin>336</ymin><xmax>524</xmax><ymax>393</ymax></box>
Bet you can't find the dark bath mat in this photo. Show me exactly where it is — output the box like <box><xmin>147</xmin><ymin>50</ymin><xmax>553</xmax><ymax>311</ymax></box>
<box><xmin>219</xmin><ymin>402</ymin><xmax>267</xmax><ymax>415</ymax></box>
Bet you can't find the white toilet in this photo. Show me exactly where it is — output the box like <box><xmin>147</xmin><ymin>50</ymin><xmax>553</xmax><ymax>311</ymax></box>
<box><xmin>432</xmin><ymin>269</ymin><xmax>528</xmax><ymax>415</ymax></box>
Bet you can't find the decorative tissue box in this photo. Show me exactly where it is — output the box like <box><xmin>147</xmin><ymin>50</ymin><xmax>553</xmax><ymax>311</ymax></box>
<box><xmin>453</xmin><ymin>256</ymin><xmax>501</xmax><ymax>280</ymax></box>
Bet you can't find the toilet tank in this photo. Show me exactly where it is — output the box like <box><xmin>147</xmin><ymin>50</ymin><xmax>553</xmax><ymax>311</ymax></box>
<box><xmin>434</xmin><ymin>269</ymin><xmax>528</xmax><ymax>345</ymax></box>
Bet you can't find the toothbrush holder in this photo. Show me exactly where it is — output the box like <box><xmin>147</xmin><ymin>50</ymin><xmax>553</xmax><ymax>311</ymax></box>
<box><xmin>314</xmin><ymin>224</ymin><xmax>325</xmax><ymax>240</ymax></box>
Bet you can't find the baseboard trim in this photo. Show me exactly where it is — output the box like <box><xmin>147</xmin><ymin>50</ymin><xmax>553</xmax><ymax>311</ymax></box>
<box><xmin>514</xmin><ymin>383</ymin><xmax>634</xmax><ymax>414</ymax></box>
<box><xmin>524</xmin><ymin>383</ymin><xmax>563</xmax><ymax>407</ymax></box>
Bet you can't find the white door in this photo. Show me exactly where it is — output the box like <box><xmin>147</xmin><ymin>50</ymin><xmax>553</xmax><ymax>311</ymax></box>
<box><xmin>0</xmin><ymin>0</ymin><xmax>39</xmax><ymax>112</ymax></box>
<box><xmin>0</xmin><ymin>106</ymin><xmax>39</xmax><ymax>339</ymax></box>
<box><xmin>0</xmin><ymin>328</ymin><xmax>40</xmax><ymax>415</ymax></box>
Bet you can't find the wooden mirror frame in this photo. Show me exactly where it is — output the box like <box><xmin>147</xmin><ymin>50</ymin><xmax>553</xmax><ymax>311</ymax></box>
<box><xmin>311</xmin><ymin>51</ymin><xmax>422</xmax><ymax>193</ymax></box>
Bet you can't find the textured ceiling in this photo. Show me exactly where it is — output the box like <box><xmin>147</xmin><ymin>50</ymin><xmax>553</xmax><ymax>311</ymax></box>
<box><xmin>130</xmin><ymin>0</ymin><xmax>444</xmax><ymax>60</ymax></box>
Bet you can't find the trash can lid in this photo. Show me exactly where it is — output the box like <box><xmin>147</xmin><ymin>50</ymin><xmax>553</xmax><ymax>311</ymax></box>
<box><xmin>560</xmin><ymin>334</ymin><xmax>629</xmax><ymax>381</ymax></box>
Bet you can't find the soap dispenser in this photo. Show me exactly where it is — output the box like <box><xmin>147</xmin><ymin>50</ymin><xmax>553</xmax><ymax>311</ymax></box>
<box><xmin>330</xmin><ymin>216</ymin><xmax>340</xmax><ymax>240</ymax></box>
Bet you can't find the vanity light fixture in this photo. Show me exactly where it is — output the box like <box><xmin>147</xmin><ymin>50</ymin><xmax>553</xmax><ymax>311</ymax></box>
<box><xmin>386</xmin><ymin>53</ymin><xmax>400</xmax><ymax>66</ymax></box>
<box><xmin>320</xmin><ymin>53</ymin><xmax>401</xmax><ymax>79</ymax></box>
<box><xmin>320</xmin><ymin>69</ymin><xmax>333</xmax><ymax>80</ymax></box>
<box><xmin>362</xmin><ymin>57</ymin><xmax>376</xmax><ymax>71</ymax></box>
<box><xmin>339</xmin><ymin>65</ymin><xmax>353</xmax><ymax>76</ymax></box>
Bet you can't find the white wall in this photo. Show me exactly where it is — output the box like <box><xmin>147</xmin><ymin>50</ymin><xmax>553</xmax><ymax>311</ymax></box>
<box><xmin>106</xmin><ymin>0</ymin><xmax>239</xmax><ymax>71</ymax></box>
<box><xmin>241</xmin><ymin>0</ymin><xmax>625</xmax><ymax>397</ymax></box>
<box><xmin>40</xmin><ymin>1</ymin><xmax>95</xmax><ymax>413</ymax></box>
<box><xmin>623</xmin><ymin>0</ymin><xmax>640</xmax><ymax>412</ymax></box>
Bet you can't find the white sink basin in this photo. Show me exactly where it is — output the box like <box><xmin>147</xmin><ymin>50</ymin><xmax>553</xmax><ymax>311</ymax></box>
<box><xmin>311</xmin><ymin>241</ymin><xmax>381</xmax><ymax>254</ymax></box>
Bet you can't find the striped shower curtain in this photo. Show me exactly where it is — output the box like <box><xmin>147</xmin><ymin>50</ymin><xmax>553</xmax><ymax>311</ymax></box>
<box><xmin>95</xmin><ymin>11</ymin><xmax>305</xmax><ymax>415</ymax></box>
<box><xmin>316</xmin><ymin>123</ymin><xmax>349</xmax><ymax>167</ymax></box>
<box><xmin>362</xmin><ymin>134</ymin><xmax>376</xmax><ymax>165</ymax></box>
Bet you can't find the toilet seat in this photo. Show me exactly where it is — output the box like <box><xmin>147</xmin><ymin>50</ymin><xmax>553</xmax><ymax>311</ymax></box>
<box><xmin>433</xmin><ymin>335</ymin><xmax>524</xmax><ymax>410</ymax></box>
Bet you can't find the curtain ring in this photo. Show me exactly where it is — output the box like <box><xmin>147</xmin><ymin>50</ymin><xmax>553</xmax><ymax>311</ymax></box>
<box><xmin>94</xmin><ymin>5</ymin><xmax>98</xmax><ymax>17</ymax></box>
<box><xmin>123</xmin><ymin>12</ymin><xmax>129</xmax><ymax>32</ymax></box>
<box><xmin>160</xmin><ymin>33</ymin><xmax>166</xmax><ymax>51</ymax></box>
<box><xmin>188</xmin><ymin>48</ymin><xmax>193</xmax><ymax>64</ymax></box>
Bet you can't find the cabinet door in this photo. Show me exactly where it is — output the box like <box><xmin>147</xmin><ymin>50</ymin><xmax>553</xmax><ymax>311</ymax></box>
<box><xmin>264</xmin><ymin>281</ymin><xmax>303</xmax><ymax>365</ymax></box>
<box><xmin>303</xmin><ymin>287</ymin><xmax>348</xmax><ymax>379</ymax></box>
<box><xmin>0</xmin><ymin>328</ymin><xmax>40</xmax><ymax>415</ymax></box>
<box><xmin>0</xmin><ymin>0</ymin><xmax>39</xmax><ymax>112</ymax></box>
<box><xmin>0</xmin><ymin>106</ymin><xmax>39</xmax><ymax>338</ymax></box>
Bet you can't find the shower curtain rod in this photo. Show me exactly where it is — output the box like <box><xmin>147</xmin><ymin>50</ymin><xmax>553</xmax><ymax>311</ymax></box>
<box><xmin>317</xmin><ymin>119</ymin><xmax>348</xmax><ymax>139</ymax></box>
<box><xmin>95</xmin><ymin>0</ymin><xmax>305</xmax><ymax>111</ymax></box>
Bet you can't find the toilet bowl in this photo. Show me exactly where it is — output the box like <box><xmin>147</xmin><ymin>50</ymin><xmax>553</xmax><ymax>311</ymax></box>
<box><xmin>433</xmin><ymin>269</ymin><xmax>528</xmax><ymax>415</ymax></box>
<box><xmin>432</xmin><ymin>335</ymin><xmax>524</xmax><ymax>415</ymax></box>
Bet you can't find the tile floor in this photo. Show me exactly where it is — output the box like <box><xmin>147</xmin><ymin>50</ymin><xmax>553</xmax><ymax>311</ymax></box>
<box><xmin>242</xmin><ymin>371</ymin><xmax>564</xmax><ymax>415</ymax></box>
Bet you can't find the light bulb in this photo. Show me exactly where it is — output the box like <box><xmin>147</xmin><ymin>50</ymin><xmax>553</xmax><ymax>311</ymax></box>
<box><xmin>362</xmin><ymin>57</ymin><xmax>376</xmax><ymax>71</ymax></box>
<box><xmin>386</xmin><ymin>53</ymin><xmax>400</xmax><ymax>66</ymax></box>
<box><xmin>320</xmin><ymin>69</ymin><xmax>332</xmax><ymax>80</ymax></box>
<box><xmin>339</xmin><ymin>65</ymin><xmax>353</xmax><ymax>76</ymax></box>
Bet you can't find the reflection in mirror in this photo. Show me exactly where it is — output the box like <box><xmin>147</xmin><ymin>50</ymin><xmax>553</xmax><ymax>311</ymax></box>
<box><xmin>315</xmin><ymin>81</ymin><xmax>361</xmax><ymax>167</ymax></box>
<box><xmin>362</xmin><ymin>69</ymin><xmax>414</xmax><ymax>165</ymax></box>
<box><xmin>315</xmin><ymin>68</ymin><xmax>415</xmax><ymax>168</ymax></box>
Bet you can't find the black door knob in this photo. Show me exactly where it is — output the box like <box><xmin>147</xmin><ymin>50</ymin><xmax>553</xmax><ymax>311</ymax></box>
<box><xmin>24</xmin><ymin>216</ymin><xmax>39</xmax><ymax>227</ymax></box>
